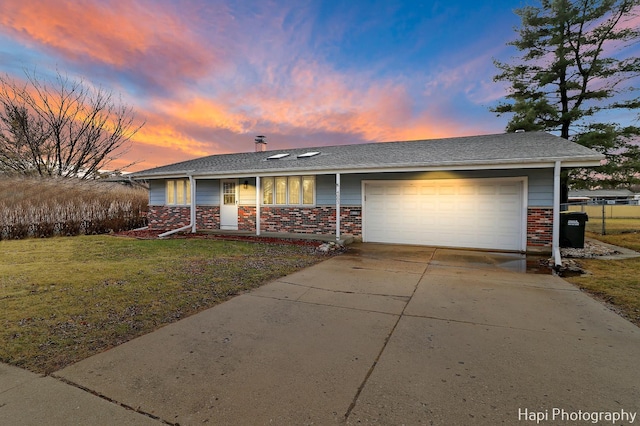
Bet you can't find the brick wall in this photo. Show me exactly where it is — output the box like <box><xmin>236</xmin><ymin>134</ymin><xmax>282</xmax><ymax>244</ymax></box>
<box><xmin>339</xmin><ymin>207</ymin><xmax>362</xmax><ymax>236</ymax></box>
<box><xmin>238</xmin><ymin>206</ymin><xmax>256</xmax><ymax>231</ymax></box>
<box><xmin>196</xmin><ymin>206</ymin><xmax>220</xmax><ymax>230</ymax></box>
<box><xmin>147</xmin><ymin>206</ymin><xmax>190</xmax><ymax>230</ymax></box>
<box><xmin>260</xmin><ymin>206</ymin><xmax>333</xmax><ymax>234</ymax></box>
<box><xmin>527</xmin><ymin>207</ymin><xmax>553</xmax><ymax>248</ymax></box>
<box><xmin>260</xmin><ymin>206</ymin><xmax>362</xmax><ymax>235</ymax></box>
<box><xmin>148</xmin><ymin>206</ymin><xmax>221</xmax><ymax>231</ymax></box>
<box><xmin>148</xmin><ymin>205</ymin><xmax>362</xmax><ymax>236</ymax></box>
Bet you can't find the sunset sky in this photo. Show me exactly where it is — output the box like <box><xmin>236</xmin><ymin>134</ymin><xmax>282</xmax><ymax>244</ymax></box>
<box><xmin>0</xmin><ymin>0</ymin><xmax>633</xmax><ymax>172</ymax></box>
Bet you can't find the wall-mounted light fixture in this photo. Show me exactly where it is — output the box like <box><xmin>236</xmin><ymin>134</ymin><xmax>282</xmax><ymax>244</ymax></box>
<box><xmin>244</xmin><ymin>180</ymin><xmax>249</xmax><ymax>189</ymax></box>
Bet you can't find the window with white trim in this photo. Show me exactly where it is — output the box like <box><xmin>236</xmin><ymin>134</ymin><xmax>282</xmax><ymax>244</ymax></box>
<box><xmin>166</xmin><ymin>179</ymin><xmax>191</xmax><ymax>205</ymax></box>
<box><xmin>262</xmin><ymin>176</ymin><xmax>315</xmax><ymax>205</ymax></box>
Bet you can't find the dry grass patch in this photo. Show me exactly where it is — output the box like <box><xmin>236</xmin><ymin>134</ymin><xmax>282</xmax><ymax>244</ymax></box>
<box><xmin>0</xmin><ymin>235</ymin><xmax>324</xmax><ymax>374</ymax></box>
<box><xmin>0</xmin><ymin>177</ymin><xmax>147</xmax><ymax>239</ymax></box>
<box><xmin>565</xmin><ymin>257</ymin><xmax>640</xmax><ymax>326</ymax></box>
<box><xmin>586</xmin><ymin>229</ymin><xmax>640</xmax><ymax>252</ymax></box>
<box><xmin>564</xmin><ymin>231</ymin><xmax>640</xmax><ymax>327</ymax></box>
<box><xmin>585</xmin><ymin>217</ymin><xmax>640</xmax><ymax>236</ymax></box>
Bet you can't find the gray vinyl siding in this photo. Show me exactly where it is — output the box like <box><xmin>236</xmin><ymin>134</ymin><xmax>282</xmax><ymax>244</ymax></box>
<box><xmin>341</xmin><ymin>174</ymin><xmax>365</xmax><ymax>205</ymax></box>
<box><xmin>196</xmin><ymin>180</ymin><xmax>219</xmax><ymax>205</ymax></box>
<box><xmin>149</xmin><ymin>180</ymin><xmax>166</xmax><ymax>205</ymax></box>
<box><xmin>315</xmin><ymin>174</ymin><xmax>365</xmax><ymax>205</ymax></box>
<box><xmin>149</xmin><ymin>169</ymin><xmax>554</xmax><ymax>207</ymax></box>
<box><xmin>315</xmin><ymin>169</ymin><xmax>554</xmax><ymax>207</ymax></box>
<box><xmin>316</xmin><ymin>175</ymin><xmax>336</xmax><ymax>205</ymax></box>
<box><xmin>525</xmin><ymin>169</ymin><xmax>554</xmax><ymax>206</ymax></box>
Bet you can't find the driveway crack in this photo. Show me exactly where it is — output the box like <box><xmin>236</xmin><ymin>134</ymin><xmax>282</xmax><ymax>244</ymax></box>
<box><xmin>342</xmin><ymin>249</ymin><xmax>436</xmax><ymax>422</ymax></box>
<box><xmin>275</xmin><ymin>279</ymin><xmax>413</xmax><ymax>298</ymax></box>
<box><xmin>51</xmin><ymin>375</ymin><xmax>175</xmax><ymax>425</ymax></box>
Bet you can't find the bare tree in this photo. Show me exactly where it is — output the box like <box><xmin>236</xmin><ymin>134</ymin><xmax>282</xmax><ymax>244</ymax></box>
<box><xmin>0</xmin><ymin>70</ymin><xmax>143</xmax><ymax>179</ymax></box>
<box><xmin>0</xmin><ymin>103</ymin><xmax>48</xmax><ymax>175</ymax></box>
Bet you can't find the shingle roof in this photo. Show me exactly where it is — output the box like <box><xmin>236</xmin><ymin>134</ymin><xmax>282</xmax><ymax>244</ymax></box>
<box><xmin>131</xmin><ymin>132</ymin><xmax>604</xmax><ymax>178</ymax></box>
<box><xmin>570</xmin><ymin>189</ymin><xmax>634</xmax><ymax>198</ymax></box>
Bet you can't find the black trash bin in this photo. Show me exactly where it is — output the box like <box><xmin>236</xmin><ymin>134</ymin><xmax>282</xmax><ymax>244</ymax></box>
<box><xmin>560</xmin><ymin>211</ymin><xmax>589</xmax><ymax>248</ymax></box>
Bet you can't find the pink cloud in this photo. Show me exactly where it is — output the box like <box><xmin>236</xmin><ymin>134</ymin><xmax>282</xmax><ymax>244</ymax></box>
<box><xmin>0</xmin><ymin>0</ymin><xmax>509</xmax><ymax>171</ymax></box>
<box><xmin>0</xmin><ymin>0</ymin><xmax>219</xmax><ymax>84</ymax></box>
<box><xmin>124</xmin><ymin>55</ymin><xmax>486</xmax><ymax>168</ymax></box>
<box><xmin>239</xmin><ymin>59</ymin><xmax>480</xmax><ymax>141</ymax></box>
<box><xmin>154</xmin><ymin>97</ymin><xmax>255</xmax><ymax>134</ymax></box>
<box><xmin>235</xmin><ymin>60</ymin><xmax>413</xmax><ymax>140</ymax></box>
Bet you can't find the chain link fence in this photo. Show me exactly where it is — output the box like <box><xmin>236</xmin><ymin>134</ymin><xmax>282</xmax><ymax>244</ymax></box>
<box><xmin>565</xmin><ymin>203</ymin><xmax>640</xmax><ymax>235</ymax></box>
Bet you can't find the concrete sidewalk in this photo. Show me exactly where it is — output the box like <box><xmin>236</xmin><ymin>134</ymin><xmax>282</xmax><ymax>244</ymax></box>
<box><xmin>2</xmin><ymin>244</ymin><xmax>639</xmax><ymax>425</ymax></box>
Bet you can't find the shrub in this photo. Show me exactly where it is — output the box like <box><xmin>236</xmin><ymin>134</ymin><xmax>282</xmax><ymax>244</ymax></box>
<box><xmin>0</xmin><ymin>177</ymin><xmax>148</xmax><ymax>240</ymax></box>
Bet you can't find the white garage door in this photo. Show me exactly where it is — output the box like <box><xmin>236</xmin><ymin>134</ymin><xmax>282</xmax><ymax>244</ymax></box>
<box><xmin>363</xmin><ymin>178</ymin><xmax>525</xmax><ymax>251</ymax></box>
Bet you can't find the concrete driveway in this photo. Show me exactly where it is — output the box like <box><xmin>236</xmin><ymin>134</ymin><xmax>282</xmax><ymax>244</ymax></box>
<box><xmin>4</xmin><ymin>244</ymin><xmax>640</xmax><ymax>425</ymax></box>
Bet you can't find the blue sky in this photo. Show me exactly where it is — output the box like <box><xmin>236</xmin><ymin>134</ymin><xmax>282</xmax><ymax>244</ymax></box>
<box><xmin>0</xmin><ymin>0</ymin><xmax>548</xmax><ymax>171</ymax></box>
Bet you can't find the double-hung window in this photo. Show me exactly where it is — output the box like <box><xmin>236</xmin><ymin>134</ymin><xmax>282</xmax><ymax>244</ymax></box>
<box><xmin>262</xmin><ymin>176</ymin><xmax>314</xmax><ymax>205</ymax></box>
<box><xmin>166</xmin><ymin>179</ymin><xmax>191</xmax><ymax>205</ymax></box>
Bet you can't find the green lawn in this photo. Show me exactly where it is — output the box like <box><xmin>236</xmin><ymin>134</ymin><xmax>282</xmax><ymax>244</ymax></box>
<box><xmin>0</xmin><ymin>235</ymin><xmax>323</xmax><ymax>374</ymax></box>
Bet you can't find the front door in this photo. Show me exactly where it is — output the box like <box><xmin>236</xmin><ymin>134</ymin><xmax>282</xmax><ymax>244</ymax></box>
<box><xmin>220</xmin><ymin>179</ymin><xmax>238</xmax><ymax>230</ymax></box>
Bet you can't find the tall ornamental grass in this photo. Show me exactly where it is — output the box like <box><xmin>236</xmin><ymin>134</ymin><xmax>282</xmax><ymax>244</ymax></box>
<box><xmin>0</xmin><ymin>177</ymin><xmax>147</xmax><ymax>239</ymax></box>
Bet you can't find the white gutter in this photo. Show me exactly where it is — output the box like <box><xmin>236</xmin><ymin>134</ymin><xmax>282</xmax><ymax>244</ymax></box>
<box><xmin>168</xmin><ymin>157</ymin><xmax>603</xmax><ymax>180</ymax></box>
<box><xmin>158</xmin><ymin>175</ymin><xmax>197</xmax><ymax>239</ymax></box>
<box><xmin>256</xmin><ymin>176</ymin><xmax>261</xmax><ymax>236</ymax></box>
<box><xmin>552</xmin><ymin>161</ymin><xmax>562</xmax><ymax>267</ymax></box>
<box><xmin>336</xmin><ymin>173</ymin><xmax>341</xmax><ymax>241</ymax></box>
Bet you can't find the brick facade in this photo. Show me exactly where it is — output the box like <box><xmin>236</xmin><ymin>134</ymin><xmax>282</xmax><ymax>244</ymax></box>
<box><xmin>339</xmin><ymin>207</ymin><xmax>363</xmax><ymax>236</ymax></box>
<box><xmin>527</xmin><ymin>207</ymin><xmax>553</xmax><ymax>248</ymax></box>
<box><xmin>196</xmin><ymin>206</ymin><xmax>220</xmax><ymax>230</ymax></box>
<box><xmin>147</xmin><ymin>205</ymin><xmax>362</xmax><ymax>236</ymax></box>
<box><xmin>238</xmin><ymin>206</ymin><xmax>256</xmax><ymax>231</ymax></box>
<box><xmin>147</xmin><ymin>206</ymin><xmax>191</xmax><ymax>230</ymax></box>
<box><xmin>258</xmin><ymin>206</ymin><xmax>362</xmax><ymax>235</ymax></box>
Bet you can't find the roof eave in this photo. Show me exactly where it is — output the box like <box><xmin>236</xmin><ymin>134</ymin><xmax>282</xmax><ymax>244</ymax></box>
<box><xmin>129</xmin><ymin>170</ymin><xmax>196</xmax><ymax>180</ymax></box>
<box><xmin>130</xmin><ymin>153</ymin><xmax>604</xmax><ymax>180</ymax></box>
<box><xmin>184</xmin><ymin>157</ymin><xmax>605</xmax><ymax>179</ymax></box>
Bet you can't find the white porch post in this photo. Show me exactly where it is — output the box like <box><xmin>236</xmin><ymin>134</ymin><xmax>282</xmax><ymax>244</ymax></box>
<box><xmin>553</xmin><ymin>161</ymin><xmax>561</xmax><ymax>266</ymax></box>
<box><xmin>336</xmin><ymin>173</ymin><xmax>341</xmax><ymax>241</ymax></box>
<box><xmin>190</xmin><ymin>175</ymin><xmax>197</xmax><ymax>233</ymax></box>
<box><xmin>256</xmin><ymin>176</ymin><xmax>261</xmax><ymax>236</ymax></box>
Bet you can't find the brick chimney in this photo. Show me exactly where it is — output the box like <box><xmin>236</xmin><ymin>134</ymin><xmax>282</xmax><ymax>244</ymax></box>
<box><xmin>255</xmin><ymin>135</ymin><xmax>267</xmax><ymax>152</ymax></box>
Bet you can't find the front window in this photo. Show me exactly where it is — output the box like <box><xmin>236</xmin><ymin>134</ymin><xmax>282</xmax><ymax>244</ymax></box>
<box><xmin>288</xmin><ymin>177</ymin><xmax>301</xmax><ymax>204</ymax></box>
<box><xmin>166</xmin><ymin>179</ymin><xmax>191</xmax><ymax>205</ymax></box>
<box><xmin>275</xmin><ymin>177</ymin><xmax>287</xmax><ymax>204</ymax></box>
<box><xmin>262</xmin><ymin>176</ymin><xmax>314</xmax><ymax>205</ymax></box>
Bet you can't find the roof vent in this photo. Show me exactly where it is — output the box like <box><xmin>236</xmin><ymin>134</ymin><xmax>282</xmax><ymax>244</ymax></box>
<box><xmin>515</xmin><ymin>129</ymin><xmax>525</xmax><ymax>133</ymax></box>
<box><xmin>255</xmin><ymin>135</ymin><xmax>267</xmax><ymax>152</ymax></box>
<box><xmin>297</xmin><ymin>151</ymin><xmax>320</xmax><ymax>158</ymax></box>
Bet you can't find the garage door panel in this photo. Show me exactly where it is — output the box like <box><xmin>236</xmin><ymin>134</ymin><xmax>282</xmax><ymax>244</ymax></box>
<box><xmin>363</xmin><ymin>179</ymin><xmax>524</xmax><ymax>251</ymax></box>
<box><xmin>438</xmin><ymin>185</ymin><xmax>456</xmax><ymax>195</ymax></box>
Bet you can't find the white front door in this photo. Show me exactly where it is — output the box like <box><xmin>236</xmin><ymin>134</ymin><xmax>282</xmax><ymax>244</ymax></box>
<box><xmin>220</xmin><ymin>179</ymin><xmax>238</xmax><ymax>230</ymax></box>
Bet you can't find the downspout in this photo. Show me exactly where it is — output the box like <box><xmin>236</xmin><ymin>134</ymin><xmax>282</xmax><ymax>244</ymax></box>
<box><xmin>336</xmin><ymin>173</ymin><xmax>341</xmax><ymax>242</ymax></box>
<box><xmin>553</xmin><ymin>161</ymin><xmax>562</xmax><ymax>267</ymax></box>
<box><xmin>256</xmin><ymin>176</ymin><xmax>261</xmax><ymax>236</ymax></box>
<box><xmin>190</xmin><ymin>175</ymin><xmax>197</xmax><ymax>233</ymax></box>
<box><xmin>158</xmin><ymin>175</ymin><xmax>196</xmax><ymax>238</ymax></box>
